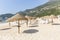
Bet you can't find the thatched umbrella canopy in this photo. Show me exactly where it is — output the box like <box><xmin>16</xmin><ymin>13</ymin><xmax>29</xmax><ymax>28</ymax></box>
<box><xmin>6</xmin><ymin>13</ymin><xmax>28</xmax><ymax>33</ymax></box>
<box><xmin>40</xmin><ymin>16</ymin><xmax>50</xmax><ymax>21</ymax></box>
<box><xmin>50</xmin><ymin>15</ymin><xmax>57</xmax><ymax>19</ymax></box>
<box><xmin>25</xmin><ymin>16</ymin><xmax>36</xmax><ymax>24</ymax></box>
<box><xmin>43</xmin><ymin>16</ymin><xmax>50</xmax><ymax>19</ymax></box>
<box><xmin>6</xmin><ymin>18</ymin><xmax>11</xmax><ymax>26</ymax></box>
<box><xmin>41</xmin><ymin>16</ymin><xmax>50</xmax><ymax>23</ymax></box>
<box><xmin>7</xmin><ymin>14</ymin><xmax>27</xmax><ymax>22</ymax></box>
<box><xmin>25</xmin><ymin>16</ymin><xmax>36</xmax><ymax>20</ymax></box>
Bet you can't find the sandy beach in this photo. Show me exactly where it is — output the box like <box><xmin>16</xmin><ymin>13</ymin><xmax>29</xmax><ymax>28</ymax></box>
<box><xmin>0</xmin><ymin>19</ymin><xmax>60</xmax><ymax>40</ymax></box>
<box><xmin>0</xmin><ymin>0</ymin><xmax>60</xmax><ymax>40</ymax></box>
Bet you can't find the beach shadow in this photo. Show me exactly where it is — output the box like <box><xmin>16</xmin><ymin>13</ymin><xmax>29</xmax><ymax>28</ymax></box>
<box><xmin>12</xmin><ymin>25</ymin><xmax>18</xmax><ymax>27</ymax></box>
<box><xmin>23</xmin><ymin>29</ymin><xmax>38</xmax><ymax>34</ymax></box>
<box><xmin>12</xmin><ymin>25</ymin><xmax>22</xmax><ymax>27</ymax></box>
<box><xmin>29</xmin><ymin>25</ymin><xmax>38</xmax><ymax>27</ymax></box>
<box><xmin>0</xmin><ymin>28</ymin><xmax>11</xmax><ymax>31</ymax></box>
<box><xmin>52</xmin><ymin>23</ymin><xmax>60</xmax><ymax>25</ymax></box>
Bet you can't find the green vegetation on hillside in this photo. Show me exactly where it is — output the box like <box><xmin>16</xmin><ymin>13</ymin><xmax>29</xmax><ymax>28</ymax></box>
<box><xmin>34</xmin><ymin>8</ymin><xmax>60</xmax><ymax>17</ymax></box>
<box><xmin>23</xmin><ymin>0</ymin><xmax>60</xmax><ymax>17</ymax></box>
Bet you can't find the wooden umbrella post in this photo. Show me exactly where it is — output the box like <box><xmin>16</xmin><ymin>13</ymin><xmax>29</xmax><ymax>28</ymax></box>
<box><xmin>27</xmin><ymin>20</ymin><xmax>28</xmax><ymax>27</ymax></box>
<box><xmin>52</xmin><ymin>19</ymin><xmax>53</xmax><ymax>23</ymax></box>
<box><xmin>30</xmin><ymin>19</ymin><xmax>31</xmax><ymax>24</ymax></box>
<box><xmin>9</xmin><ymin>22</ymin><xmax>11</xmax><ymax>27</ymax></box>
<box><xmin>18</xmin><ymin>20</ymin><xmax>20</xmax><ymax>34</ymax></box>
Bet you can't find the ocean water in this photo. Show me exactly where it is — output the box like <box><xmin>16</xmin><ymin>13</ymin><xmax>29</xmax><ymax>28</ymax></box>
<box><xmin>0</xmin><ymin>20</ymin><xmax>7</xmax><ymax>23</ymax></box>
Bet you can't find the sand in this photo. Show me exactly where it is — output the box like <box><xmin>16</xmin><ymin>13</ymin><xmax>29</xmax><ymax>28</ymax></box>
<box><xmin>0</xmin><ymin>19</ymin><xmax>60</xmax><ymax>40</ymax></box>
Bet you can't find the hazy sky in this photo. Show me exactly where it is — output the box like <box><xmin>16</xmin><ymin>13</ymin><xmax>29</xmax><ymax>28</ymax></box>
<box><xmin>0</xmin><ymin>0</ymin><xmax>48</xmax><ymax>14</ymax></box>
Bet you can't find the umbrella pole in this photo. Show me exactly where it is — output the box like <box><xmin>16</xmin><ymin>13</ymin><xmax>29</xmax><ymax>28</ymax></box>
<box><xmin>27</xmin><ymin>20</ymin><xmax>28</xmax><ymax>27</ymax></box>
<box><xmin>9</xmin><ymin>22</ymin><xmax>11</xmax><ymax>27</ymax></box>
<box><xmin>30</xmin><ymin>19</ymin><xmax>31</xmax><ymax>24</ymax></box>
<box><xmin>52</xmin><ymin>19</ymin><xmax>53</xmax><ymax>23</ymax></box>
<box><xmin>18</xmin><ymin>20</ymin><xmax>20</xmax><ymax>34</ymax></box>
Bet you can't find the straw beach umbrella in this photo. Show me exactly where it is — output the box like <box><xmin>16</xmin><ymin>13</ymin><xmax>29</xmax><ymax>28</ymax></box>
<box><xmin>42</xmin><ymin>16</ymin><xmax>50</xmax><ymax>24</ymax></box>
<box><xmin>6</xmin><ymin>18</ymin><xmax>13</xmax><ymax>27</ymax></box>
<box><xmin>50</xmin><ymin>15</ymin><xmax>57</xmax><ymax>23</ymax></box>
<box><xmin>50</xmin><ymin>15</ymin><xmax>57</xmax><ymax>18</ymax></box>
<box><xmin>6</xmin><ymin>13</ymin><xmax>28</xmax><ymax>33</ymax></box>
<box><xmin>25</xmin><ymin>16</ymin><xmax>36</xmax><ymax>25</ymax></box>
<box><xmin>25</xmin><ymin>16</ymin><xmax>36</xmax><ymax>20</ymax></box>
<box><xmin>43</xmin><ymin>16</ymin><xmax>50</xmax><ymax>19</ymax></box>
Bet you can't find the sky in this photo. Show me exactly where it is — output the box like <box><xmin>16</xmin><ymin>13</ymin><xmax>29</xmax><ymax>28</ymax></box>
<box><xmin>0</xmin><ymin>0</ymin><xmax>49</xmax><ymax>15</ymax></box>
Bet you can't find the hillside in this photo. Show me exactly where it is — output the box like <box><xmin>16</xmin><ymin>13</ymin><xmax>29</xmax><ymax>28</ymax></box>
<box><xmin>0</xmin><ymin>13</ymin><xmax>14</xmax><ymax>21</ymax></box>
<box><xmin>21</xmin><ymin>0</ymin><xmax>60</xmax><ymax>17</ymax></box>
<box><xmin>0</xmin><ymin>0</ymin><xmax>60</xmax><ymax>22</ymax></box>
